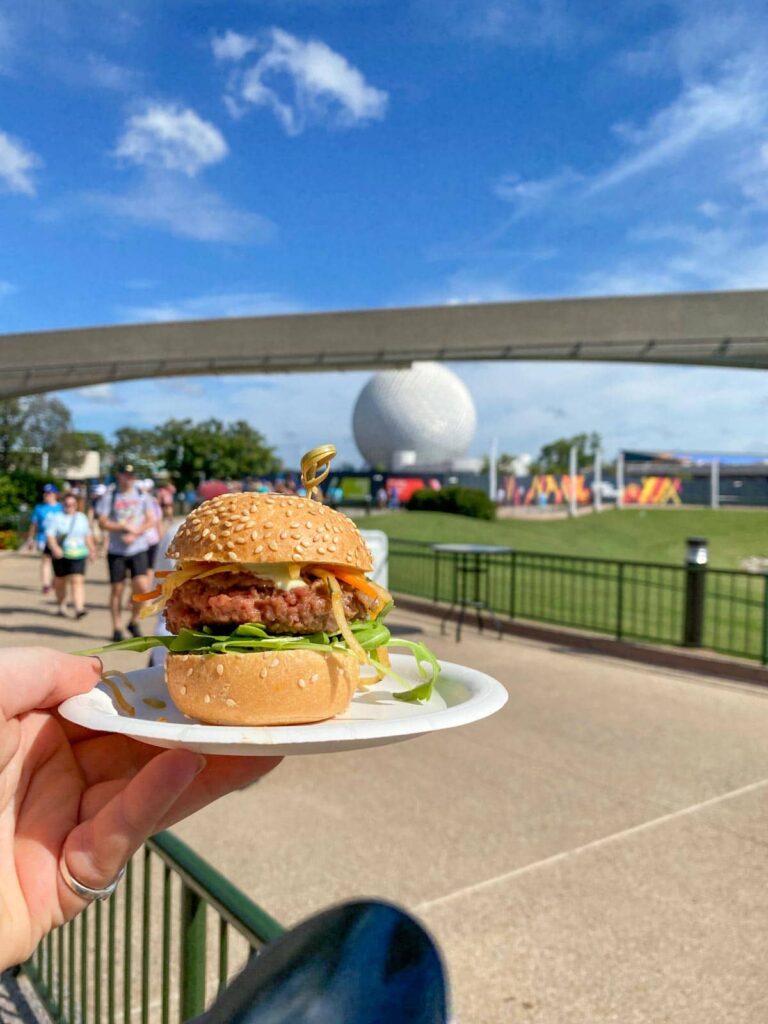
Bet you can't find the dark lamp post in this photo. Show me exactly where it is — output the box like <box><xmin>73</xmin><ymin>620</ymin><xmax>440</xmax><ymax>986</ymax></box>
<box><xmin>683</xmin><ymin>537</ymin><xmax>708</xmax><ymax>646</ymax></box>
<box><xmin>685</xmin><ymin>537</ymin><xmax>709</xmax><ymax>566</ymax></box>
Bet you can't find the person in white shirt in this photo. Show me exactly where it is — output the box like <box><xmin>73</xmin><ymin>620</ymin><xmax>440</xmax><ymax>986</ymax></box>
<box><xmin>96</xmin><ymin>464</ymin><xmax>154</xmax><ymax>642</ymax></box>
<box><xmin>45</xmin><ymin>493</ymin><xmax>95</xmax><ymax>618</ymax></box>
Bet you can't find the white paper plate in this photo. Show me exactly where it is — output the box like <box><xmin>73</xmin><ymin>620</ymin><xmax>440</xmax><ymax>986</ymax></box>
<box><xmin>58</xmin><ymin>654</ymin><xmax>508</xmax><ymax>756</ymax></box>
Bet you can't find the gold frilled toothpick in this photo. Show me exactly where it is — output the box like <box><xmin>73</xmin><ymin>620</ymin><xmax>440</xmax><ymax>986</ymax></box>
<box><xmin>300</xmin><ymin>444</ymin><xmax>336</xmax><ymax>501</ymax></box>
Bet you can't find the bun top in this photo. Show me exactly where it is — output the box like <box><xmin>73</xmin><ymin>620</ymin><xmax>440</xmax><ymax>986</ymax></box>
<box><xmin>166</xmin><ymin>492</ymin><xmax>373</xmax><ymax>571</ymax></box>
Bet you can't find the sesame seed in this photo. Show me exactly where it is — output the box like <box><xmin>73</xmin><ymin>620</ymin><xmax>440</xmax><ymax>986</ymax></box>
<box><xmin>270</xmin><ymin>658</ymin><xmax>280</xmax><ymax>667</ymax></box>
<box><xmin>268</xmin><ymin>540</ymin><xmax>278</xmax><ymax>550</ymax></box>
<box><xmin>211</xmin><ymin>517</ymin><xmax>219</xmax><ymax>525</ymax></box>
<box><xmin>310</xmin><ymin>673</ymin><xmax>320</xmax><ymax>683</ymax></box>
<box><xmin>226</xmin><ymin>698</ymin><xmax>237</xmax><ymax>706</ymax></box>
<box><xmin>204</xmin><ymin>694</ymin><xmax>211</xmax><ymax>703</ymax></box>
<box><xmin>180</xmin><ymin>654</ymin><xmax>189</xmax><ymax>662</ymax></box>
<box><xmin>180</xmin><ymin>684</ymin><xmax>188</xmax><ymax>693</ymax></box>
<box><xmin>297</xmin><ymin>678</ymin><xmax>307</xmax><ymax>688</ymax></box>
<box><xmin>251</xmin><ymin>531</ymin><xmax>260</xmax><ymax>540</ymax></box>
<box><xmin>202</xmin><ymin>528</ymin><xmax>210</xmax><ymax>538</ymax></box>
<box><xmin>254</xmin><ymin>544</ymin><xmax>264</xmax><ymax>554</ymax></box>
<box><xmin>204</xmin><ymin>552</ymin><xmax>214</xmax><ymax>561</ymax></box>
<box><xmin>226</xmin><ymin>540</ymin><xmax>235</xmax><ymax>549</ymax></box>
<box><xmin>290</xmin><ymin>521</ymin><xmax>300</xmax><ymax>528</ymax></box>
<box><xmin>209</xmin><ymin>533</ymin><xmax>217</xmax><ymax>541</ymax></box>
<box><xmin>216</xmin><ymin>543</ymin><xmax>224</xmax><ymax>551</ymax></box>
<box><xmin>305</xmin><ymin>520</ymin><xmax>312</xmax><ymax>528</ymax></box>
<box><xmin>259</xmin><ymin>668</ymin><xmax>268</xmax><ymax>678</ymax></box>
<box><xmin>228</xmin><ymin>551</ymin><xmax>238</xmax><ymax>560</ymax></box>
<box><xmin>279</xmin><ymin>530</ymin><xmax>288</xmax><ymax>539</ymax></box>
<box><xmin>264</xmin><ymin>521</ymin><xmax>274</xmax><ymax>529</ymax></box>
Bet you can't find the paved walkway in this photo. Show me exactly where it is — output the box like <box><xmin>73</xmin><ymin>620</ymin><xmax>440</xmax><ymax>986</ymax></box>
<box><xmin>3</xmin><ymin>549</ymin><xmax>768</xmax><ymax>1023</ymax></box>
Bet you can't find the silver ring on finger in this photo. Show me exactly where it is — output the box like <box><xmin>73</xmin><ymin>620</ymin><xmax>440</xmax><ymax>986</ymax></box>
<box><xmin>59</xmin><ymin>851</ymin><xmax>126</xmax><ymax>902</ymax></box>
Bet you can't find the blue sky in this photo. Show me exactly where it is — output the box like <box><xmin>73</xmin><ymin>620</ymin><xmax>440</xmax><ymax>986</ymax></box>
<box><xmin>1</xmin><ymin>0</ymin><xmax>768</xmax><ymax>465</ymax></box>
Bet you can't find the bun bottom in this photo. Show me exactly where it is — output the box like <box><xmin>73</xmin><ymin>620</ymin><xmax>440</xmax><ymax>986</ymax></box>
<box><xmin>165</xmin><ymin>649</ymin><xmax>359</xmax><ymax>726</ymax></box>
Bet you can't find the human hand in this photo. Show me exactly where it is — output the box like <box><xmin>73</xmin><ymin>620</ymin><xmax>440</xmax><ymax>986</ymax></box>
<box><xmin>0</xmin><ymin>648</ymin><xmax>281</xmax><ymax>970</ymax></box>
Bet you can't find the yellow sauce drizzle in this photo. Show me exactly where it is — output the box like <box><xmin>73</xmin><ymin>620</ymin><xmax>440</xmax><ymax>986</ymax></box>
<box><xmin>143</xmin><ymin>698</ymin><xmax>167</xmax><ymax>709</ymax></box>
<box><xmin>100</xmin><ymin>675</ymin><xmax>136</xmax><ymax>717</ymax></box>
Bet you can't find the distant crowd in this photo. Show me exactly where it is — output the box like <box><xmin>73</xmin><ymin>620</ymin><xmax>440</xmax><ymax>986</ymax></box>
<box><xmin>24</xmin><ymin>467</ymin><xmax>351</xmax><ymax>640</ymax></box>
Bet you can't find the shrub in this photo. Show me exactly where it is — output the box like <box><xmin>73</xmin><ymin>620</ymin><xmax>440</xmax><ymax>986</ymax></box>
<box><xmin>406</xmin><ymin>485</ymin><xmax>496</xmax><ymax>520</ymax></box>
<box><xmin>0</xmin><ymin>470</ymin><xmax>64</xmax><ymax>530</ymax></box>
<box><xmin>0</xmin><ymin>529</ymin><xmax>21</xmax><ymax>550</ymax></box>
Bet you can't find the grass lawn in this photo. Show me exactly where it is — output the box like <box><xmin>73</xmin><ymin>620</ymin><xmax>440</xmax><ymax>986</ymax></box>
<box><xmin>358</xmin><ymin>508</ymin><xmax>768</xmax><ymax>570</ymax></box>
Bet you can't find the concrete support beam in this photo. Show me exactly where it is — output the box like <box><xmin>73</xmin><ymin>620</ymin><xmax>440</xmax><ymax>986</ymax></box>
<box><xmin>3</xmin><ymin>289</ymin><xmax>768</xmax><ymax>398</ymax></box>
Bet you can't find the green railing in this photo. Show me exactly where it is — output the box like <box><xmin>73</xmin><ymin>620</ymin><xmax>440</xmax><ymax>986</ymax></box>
<box><xmin>388</xmin><ymin>539</ymin><xmax>768</xmax><ymax>663</ymax></box>
<box><xmin>22</xmin><ymin>831</ymin><xmax>284</xmax><ymax>1023</ymax></box>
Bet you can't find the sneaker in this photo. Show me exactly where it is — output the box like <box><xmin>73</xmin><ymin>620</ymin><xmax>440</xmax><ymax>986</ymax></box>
<box><xmin>112</xmin><ymin>629</ymin><xmax>125</xmax><ymax>642</ymax></box>
<box><xmin>127</xmin><ymin>620</ymin><xmax>142</xmax><ymax>638</ymax></box>
<box><xmin>75</xmin><ymin>609</ymin><xmax>88</xmax><ymax>620</ymax></box>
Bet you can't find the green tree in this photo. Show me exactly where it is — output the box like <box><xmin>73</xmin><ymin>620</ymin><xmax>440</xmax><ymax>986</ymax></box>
<box><xmin>111</xmin><ymin>427</ymin><xmax>164</xmax><ymax>476</ymax></box>
<box><xmin>156</xmin><ymin>419</ymin><xmax>281</xmax><ymax>489</ymax></box>
<box><xmin>0</xmin><ymin>399</ymin><xmax>27</xmax><ymax>473</ymax></box>
<box><xmin>0</xmin><ymin>395</ymin><xmax>84</xmax><ymax>472</ymax></box>
<box><xmin>530</xmin><ymin>433</ymin><xmax>602</xmax><ymax>474</ymax></box>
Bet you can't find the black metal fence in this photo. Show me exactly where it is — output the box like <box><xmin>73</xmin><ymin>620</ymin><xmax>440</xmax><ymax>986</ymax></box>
<box><xmin>388</xmin><ymin>539</ymin><xmax>768</xmax><ymax>664</ymax></box>
<box><xmin>23</xmin><ymin>831</ymin><xmax>284</xmax><ymax>1023</ymax></box>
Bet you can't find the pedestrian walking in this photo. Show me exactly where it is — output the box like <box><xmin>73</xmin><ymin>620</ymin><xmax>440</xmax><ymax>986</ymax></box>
<box><xmin>45</xmin><ymin>492</ymin><xmax>95</xmax><ymax>618</ymax></box>
<box><xmin>96</xmin><ymin>464</ymin><xmax>154</xmax><ymax>642</ymax></box>
<box><xmin>25</xmin><ymin>483</ymin><xmax>62</xmax><ymax>596</ymax></box>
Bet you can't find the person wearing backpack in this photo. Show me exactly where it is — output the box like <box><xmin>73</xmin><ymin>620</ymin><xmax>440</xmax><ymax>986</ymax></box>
<box><xmin>96</xmin><ymin>463</ymin><xmax>155</xmax><ymax>641</ymax></box>
<box><xmin>46</xmin><ymin>492</ymin><xmax>95</xmax><ymax>618</ymax></box>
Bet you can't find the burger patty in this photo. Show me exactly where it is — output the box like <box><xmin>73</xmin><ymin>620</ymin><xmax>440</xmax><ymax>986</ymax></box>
<box><xmin>164</xmin><ymin>572</ymin><xmax>371</xmax><ymax>635</ymax></box>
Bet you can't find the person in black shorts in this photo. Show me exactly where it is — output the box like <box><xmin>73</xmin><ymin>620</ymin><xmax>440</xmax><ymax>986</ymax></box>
<box><xmin>46</xmin><ymin>493</ymin><xmax>95</xmax><ymax>618</ymax></box>
<box><xmin>96</xmin><ymin>464</ymin><xmax>155</xmax><ymax>641</ymax></box>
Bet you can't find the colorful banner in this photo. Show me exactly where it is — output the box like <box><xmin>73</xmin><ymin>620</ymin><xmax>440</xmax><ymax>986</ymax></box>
<box><xmin>622</xmin><ymin>477</ymin><xmax>682</xmax><ymax>506</ymax></box>
<box><xmin>502</xmin><ymin>473</ymin><xmax>684</xmax><ymax>507</ymax></box>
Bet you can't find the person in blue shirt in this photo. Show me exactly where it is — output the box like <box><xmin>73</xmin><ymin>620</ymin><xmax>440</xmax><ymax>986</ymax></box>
<box><xmin>46</xmin><ymin>492</ymin><xmax>95</xmax><ymax>618</ymax></box>
<box><xmin>25</xmin><ymin>484</ymin><xmax>62</xmax><ymax>595</ymax></box>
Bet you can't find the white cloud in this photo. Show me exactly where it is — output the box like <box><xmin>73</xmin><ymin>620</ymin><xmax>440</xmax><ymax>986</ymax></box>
<box><xmin>591</xmin><ymin>56</ymin><xmax>767</xmax><ymax>193</ymax></box>
<box><xmin>212</xmin><ymin>30</ymin><xmax>258</xmax><ymax>63</ymax></box>
<box><xmin>0</xmin><ymin>128</ymin><xmax>41</xmax><ymax>195</ymax></box>
<box><xmin>219</xmin><ymin>28</ymin><xmax>388</xmax><ymax>135</ymax></box>
<box><xmin>414</xmin><ymin>0</ymin><xmax>576</xmax><ymax>49</ymax></box>
<box><xmin>114</xmin><ymin>104</ymin><xmax>228</xmax><ymax>177</ymax></box>
<box><xmin>84</xmin><ymin>53</ymin><xmax>142</xmax><ymax>93</ymax></box>
<box><xmin>92</xmin><ymin>173</ymin><xmax>274</xmax><ymax>244</ymax></box>
<box><xmin>120</xmin><ymin>290</ymin><xmax>299</xmax><ymax>323</ymax></box>
<box><xmin>76</xmin><ymin>383</ymin><xmax>118</xmax><ymax>405</ymax></box>
<box><xmin>493</xmin><ymin>168</ymin><xmax>582</xmax><ymax>218</ymax></box>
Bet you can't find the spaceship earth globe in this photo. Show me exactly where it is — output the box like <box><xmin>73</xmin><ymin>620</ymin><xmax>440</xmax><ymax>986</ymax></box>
<box><xmin>352</xmin><ymin>362</ymin><xmax>477</xmax><ymax>467</ymax></box>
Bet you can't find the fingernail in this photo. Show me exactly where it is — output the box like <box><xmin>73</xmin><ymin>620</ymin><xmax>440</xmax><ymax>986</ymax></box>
<box><xmin>90</xmin><ymin>656</ymin><xmax>104</xmax><ymax>675</ymax></box>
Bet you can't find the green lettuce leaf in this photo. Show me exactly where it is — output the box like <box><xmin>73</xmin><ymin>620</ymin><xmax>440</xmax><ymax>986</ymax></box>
<box><xmin>76</xmin><ymin>613</ymin><xmax>440</xmax><ymax>702</ymax></box>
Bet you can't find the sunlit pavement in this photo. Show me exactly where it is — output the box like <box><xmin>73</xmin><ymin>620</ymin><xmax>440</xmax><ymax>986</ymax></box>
<box><xmin>3</xmin><ymin>548</ymin><xmax>768</xmax><ymax>1023</ymax></box>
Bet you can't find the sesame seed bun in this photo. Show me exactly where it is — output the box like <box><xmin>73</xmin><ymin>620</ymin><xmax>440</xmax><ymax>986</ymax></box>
<box><xmin>166</xmin><ymin>492</ymin><xmax>373</xmax><ymax>570</ymax></box>
<box><xmin>165</xmin><ymin>649</ymin><xmax>360</xmax><ymax>725</ymax></box>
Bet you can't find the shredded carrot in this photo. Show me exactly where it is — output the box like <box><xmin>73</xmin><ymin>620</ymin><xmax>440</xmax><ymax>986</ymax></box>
<box><xmin>333</xmin><ymin>570</ymin><xmax>380</xmax><ymax>600</ymax></box>
<box><xmin>133</xmin><ymin>587</ymin><xmax>162</xmax><ymax>602</ymax></box>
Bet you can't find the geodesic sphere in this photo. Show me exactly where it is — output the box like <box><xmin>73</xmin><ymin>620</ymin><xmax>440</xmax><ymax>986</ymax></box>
<box><xmin>352</xmin><ymin>362</ymin><xmax>476</xmax><ymax>467</ymax></box>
